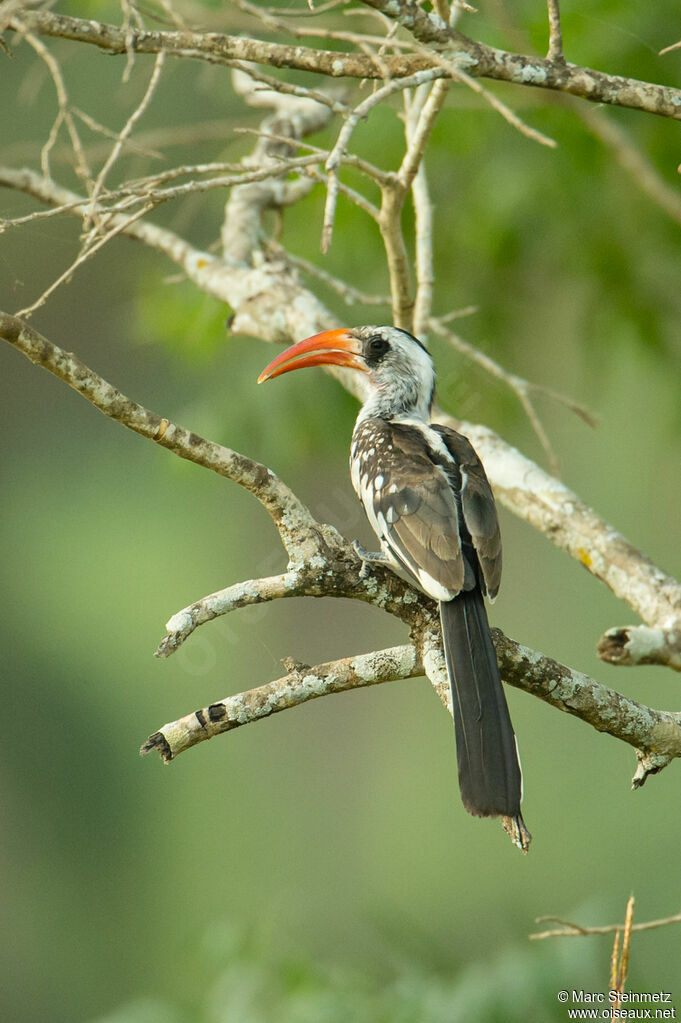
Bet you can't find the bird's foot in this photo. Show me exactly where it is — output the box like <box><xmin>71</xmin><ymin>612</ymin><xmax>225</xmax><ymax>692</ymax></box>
<box><xmin>352</xmin><ymin>540</ymin><xmax>390</xmax><ymax>579</ymax></box>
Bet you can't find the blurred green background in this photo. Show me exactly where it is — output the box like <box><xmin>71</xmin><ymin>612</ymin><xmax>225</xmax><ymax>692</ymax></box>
<box><xmin>2</xmin><ymin>1</ymin><xmax>681</xmax><ymax>1020</ymax></box>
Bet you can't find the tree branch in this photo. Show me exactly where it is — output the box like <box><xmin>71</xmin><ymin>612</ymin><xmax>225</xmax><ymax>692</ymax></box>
<box><xmin>3</xmin><ymin>159</ymin><xmax>680</xmax><ymax>633</ymax></box>
<box><xmin>143</xmin><ymin>547</ymin><xmax>681</xmax><ymax>791</ymax></box>
<box><xmin>0</xmin><ymin>312</ymin><xmax>326</xmax><ymax>561</ymax></box>
<box><xmin>2</xmin><ymin>312</ymin><xmax>681</xmax><ymax>823</ymax></box>
<box><xmin>155</xmin><ymin>573</ymin><xmax>299</xmax><ymax>658</ymax></box>
<box><xmin>598</xmin><ymin>625</ymin><xmax>681</xmax><ymax>672</ymax></box>
<box><xmin>493</xmin><ymin>630</ymin><xmax>681</xmax><ymax>784</ymax></box>
<box><xmin>359</xmin><ymin>0</ymin><xmax>681</xmax><ymax>119</ymax></box>
<box><xmin>449</xmin><ymin>419</ymin><xmax>681</xmax><ymax>630</ymax></box>
<box><xmin>12</xmin><ymin>8</ymin><xmax>681</xmax><ymax>119</ymax></box>
<box><xmin>140</xmin><ymin>644</ymin><xmax>421</xmax><ymax>762</ymax></box>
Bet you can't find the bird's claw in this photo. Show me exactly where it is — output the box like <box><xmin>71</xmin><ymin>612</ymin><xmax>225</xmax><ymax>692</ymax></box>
<box><xmin>352</xmin><ymin>540</ymin><xmax>389</xmax><ymax>579</ymax></box>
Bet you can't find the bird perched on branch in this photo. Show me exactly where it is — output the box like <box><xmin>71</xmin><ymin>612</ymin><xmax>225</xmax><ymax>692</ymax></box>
<box><xmin>258</xmin><ymin>325</ymin><xmax>529</xmax><ymax>851</ymax></box>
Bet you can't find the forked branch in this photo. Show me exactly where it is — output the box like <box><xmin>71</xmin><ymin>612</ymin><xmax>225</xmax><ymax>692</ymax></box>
<box><xmin>2</xmin><ymin>312</ymin><xmax>681</xmax><ymax>797</ymax></box>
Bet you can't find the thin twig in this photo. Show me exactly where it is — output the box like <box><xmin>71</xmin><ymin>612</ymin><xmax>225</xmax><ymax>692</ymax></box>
<box><xmin>267</xmin><ymin>242</ymin><xmax>392</xmax><ymax>307</ymax></box>
<box><xmin>531</xmin><ymin>906</ymin><xmax>681</xmax><ymax>940</ymax></box>
<box><xmin>87</xmin><ymin>50</ymin><xmax>166</xmax><ymax>228</ymax></box>
<box><xmin>405</xmin><ymin>85</ymin><xmax>437</xmax><ymax>337</ymax></box>
<box><xmin>397</xmin><ymin>76</ymin><xmax>451</xmax><ymax>191</ymax></box>
<box><xmin>322</xmin><ymin>68</ymin><xmax>447</xmax><ymax>252</ymax></box>
<box><xmin>0</xmin><ymin>154</ymin><xmax>327</xmax><ymax>234</ymax></box>
<box><xmin>308</xmin><ymin>166</ymin><xmax>381</xmax><ymax>224</ymax></box>
<box><xmin>119</xmin><ymin>0</ymin><xmax>144</xmax><ymax>84</ymax></box>
<box><xmin>155</xmin><ymin>0</ymin><xmax>190</xmax><ymax>30</ymax></box>
<box><xmin>399</xmin><ymin>77</ymin><xmax>452</xmax><ymax>334</ymax></box>
<box><xmin>428</xmin><ymin>52</ymin><xmax>558</xmax><ymax>149</ymax></box>
<box><xmin>23</xmin><ymin>31</ymin><xmax>92</xmax><ymax>185</ymax></box>
<box><xmin>580</xmin><ymin>106</ymin><xmax>681</xmax><ymax>228</ymax></box>
<box><xmin>437</xmin><ymin>305</ymin><xmax>479</xmax><ymax>323</ymax></box>
<box><xmin>379</xmin><ymin>75</ymin><xmax>451</xmax><ymax>328</ymax></box>
<box><xmin>262</xmin><ymin>0</ymin><xmax>349</xmax><ymax>16</ymax></box>
<box><xmin>228</xmin><ymin>60</ymin><xmax>351</xmax><ymax>115</ymax></box>
<box><xmin>71</xmin><ymin>106</ymin><xmax>164</xmax><ymax>159</ymax></box>
<box><xmin>235</xmin><ymin>127</ymin><xmax>393</xmax><ymax>185</ymax></box>
<box><xmin>430</xmin><ymin>319</ymin><xmax>596</xmax><ymax>472</ymax></box>
<box><xmin>546</xmin><ymin>0</ymin><xmax>565</xmax><ymax>62</ymax></box>
<box><xmin>237</xmin><ymin>0</ymin><xmax>417</xmax><ymax>52</ymax></box>
<box><xmin>15</xmin><ymin>202</ymin><xmax>154</xmax><ymax>318</ymax></box>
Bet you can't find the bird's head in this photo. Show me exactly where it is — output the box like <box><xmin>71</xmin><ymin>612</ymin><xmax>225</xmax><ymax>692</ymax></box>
<box><xmin>257</xmin><ymin>325</ymin><xmax>435</xmax><ymax>419</ymax></box>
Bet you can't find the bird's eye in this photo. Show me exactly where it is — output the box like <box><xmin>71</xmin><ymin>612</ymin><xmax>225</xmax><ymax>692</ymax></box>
<box><xmin>367</xmin><ymin>334</ymin><xmax>389</xmax><ymax>359</ymax></box>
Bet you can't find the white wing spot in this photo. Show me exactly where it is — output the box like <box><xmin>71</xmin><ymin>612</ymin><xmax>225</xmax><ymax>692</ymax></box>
<box><xmin>375</xmin><ymin>474</ymin><xmax>384</xmax><ymax>490</ymax></box>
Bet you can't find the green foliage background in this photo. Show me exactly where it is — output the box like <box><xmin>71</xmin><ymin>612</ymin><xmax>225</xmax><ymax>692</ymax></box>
<box><xmin>1</xmin><ymin>1</ymin><xmax>681</xmax><ymax>1019</ymax></box>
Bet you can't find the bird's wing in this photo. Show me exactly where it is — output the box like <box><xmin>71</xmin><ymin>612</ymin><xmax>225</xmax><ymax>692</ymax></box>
<box><xmin>432</xmin><ymin>424</ymin><xmax>502</xmax><ymax>599</ymax></box>
<box><xmin>351</xmin><ymin>418</ymin><xmax>476</xmax><ymax>601</ymax></box>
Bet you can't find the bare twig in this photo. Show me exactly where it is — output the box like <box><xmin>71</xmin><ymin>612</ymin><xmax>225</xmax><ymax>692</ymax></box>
<box><xmin>430</xmin><ymin>319</ymin><xmax>596</xmax><ymax>474</ymax></box>
<box><xmin>87</xmin><ymin>50</ymin><xmax>166</xmax><ymax>226</ymax></box>
<box><xmin>453</xmin><ymin>66</ymin><xmax>557</xmax><ymax>149</ymax></box>
<box><xmin>228</xmin><ymin>60</ymin><xmax>351</xmax><ymax>116</ymax></box>
<box><xmin>14</xmin><ymin>202</ymin><xmax>154</xmax><ymax>318</ymax></box>
<box><xmin>235</xmin><ymin>128</ymin><xmax>393</xmax><ymax>186</ymax></box>
<box><xmin>268</xmin><ymin>243</ymin><xmax>392</xmax><ymax>307</ymax></box>
<box><xmin>437</xmin><ymin>305</ymin><xmax>479</xmax><ymax>323</ymax></box>
<box><xmin>71</xmin><ymin>106</ymin><xmax>164</xmax><ymax>159</ymax></box>
<box><xmin>373</xmin><ymin>74</ymin><xmax>451</xmax><ymax>327</ymax></box>
<box><xmin>0</xmin><ymin>155</ymin><xmax>326</xmax><ymax>235</ymax></box>
<box><xmin>425</xmin><ymin>49</ymin><xmax>558</xmax><ymax>149</ymax></box>
<box><xmin>404</xmin><ymin>82</ymin><xmax>445</xmax><ymax>336</ymax></box>
<box><xmin>396</xmin><ymin>76</ymin><xmax>451</xmax><ymax>191</ymax></box>
<box><xmin>379</xmin><ymin>182</ymin><xmax>414</xmax><ymax>329</ymax></box>
<box><xmin>262</xmin><ymin>0</ymin><xmax>350</xmax><ymax>16</ymax></box>
<box><xmin>119</xmin><ymin>0</ymin><xmax>144</xmax><ymax>83</ymax></box>
<box><xmin>546</xmin><ymin>0</ymin><xmax>564</xmax><ymax>62</ymax></box>
<box><xmin>580</xmin><ymin>107</ymin><xmax>681</xmax><ymax>228</ymax></box>
<box><xmin>321</xmin><ymin>68</ymin><xmax>446</xmax><ymax>253</ymax></box>
<box><xmin>310</xmin><ymin>165</ymin><xmax>381</xmax><ymax>225</ymax></box>
<box><xmin>23</xmin><ymin>31</ymin><xmax>92</xmax><ymax>185</ymax></box>
<box><xmin>236</xmin><ymin>0</ymin><xmax>416</xmax><ymax>52</ymax></box>
<box><xmin>531</xmin><ymin>907</ymin><xmax>681</xmax><ymax>940</ymax></box>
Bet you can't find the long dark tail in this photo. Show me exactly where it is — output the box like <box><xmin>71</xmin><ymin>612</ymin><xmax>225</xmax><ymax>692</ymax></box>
<box><xmin>440</xmin><ymin>590</ymin><xmax>526</xmax><ymax>840</ymax></box>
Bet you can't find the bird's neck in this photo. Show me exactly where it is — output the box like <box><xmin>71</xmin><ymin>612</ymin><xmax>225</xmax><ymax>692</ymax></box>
<box><xmin>356</xmin><ymin>384</ymin><xmax>432</xmax><ymax>426</ymax></box>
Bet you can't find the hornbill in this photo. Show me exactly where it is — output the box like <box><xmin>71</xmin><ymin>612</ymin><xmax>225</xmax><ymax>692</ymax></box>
<box><xmin>258</xmin><ymin>325</ymin><xmax>529</xmax><ymax>851</ymax></box>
